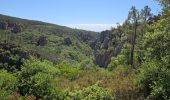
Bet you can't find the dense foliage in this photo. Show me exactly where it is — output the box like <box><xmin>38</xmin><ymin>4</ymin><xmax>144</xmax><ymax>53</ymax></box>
<box><xmin>0</xmin><ymin>70</ymin><xmax>17</xmax><ymax>99</ymax></box>
<box><xmin>136</xmin><ymin>9</ymin><xmax>170</xmax><ymax>99</ymax></box>
<box><xmin>0</xmin><ymin>0</ymin><xmax>169</xmax><ymax>99</ymax></box>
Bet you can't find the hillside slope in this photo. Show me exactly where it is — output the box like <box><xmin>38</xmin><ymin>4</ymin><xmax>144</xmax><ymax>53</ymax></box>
<box><xmin>0</xmin><ymin>14</ymin><xmax>98</xmax><ymax>63</ymax></box>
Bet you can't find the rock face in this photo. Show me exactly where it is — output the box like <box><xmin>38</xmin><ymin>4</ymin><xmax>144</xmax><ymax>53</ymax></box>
<box><xmin>7</xmin><ymin>22</ymin><xmax>16</xmax><ymax>28</ymax></box>
<box><xmin>0</xmin><ymin>21</ymin><xmax>8</xmax><ymax>29</ymax></box>
<box><xmin>100</xmin><ymin>30</ymin><xmax>115</xmax><ymax>43</ymax></box>
<box><xmin>64</xmin><ymin>38</ymin><xmax>72</xmax><ymax>45</ymax></box>
<box><xmin>103</xmin><ymin>37</ymin><xmax>110</xmax><ymax>49</ymax></box>
<box><xmin>94</xmin><ymin>51</ymin><xmax>111</xmax><ymax>68</ymax></box>
<box><xmin>78</xmin><ymin>33</ymin><xmax>91</xmax><ymax>42</ymax></box>
<box><xmin>0</xmin><ymin>21</ymin><xmax>22</xmax><ymax>33</ymax></box>
<box><xmin>11</xmin><ymin>24</ymin><xmax>22</xmax><ymax>33</ymax></box>
<box><xmin>113</xmin><ymin>43</ymin><xmax>123</xmax><ymax>57</ymax></box>
<box><xmin>37</xmin><ymin>36</ymin><xmax>47</xmax><ymax>46</ymax></box>
<box><xmin>122</xmin><ymin>36</ymin><xmax>132</xmax><ymax>43</ymax></box>
<box><xmin>147</xmin><ymin>15</ymin><xmax>160</xmax><ymax>25</ymax></box>
<box><xmin>90</xmin><ymin>39</ymin><xmax>97</xmax><ymax>49</ymax></box>
<box><xmin>94</xmin><ymin>43</ymin><xmax>123</xmax><ymax>68</ymax></box>
<box><xmin>93</xmin><ymin>30</ymin><xmax>124</xmax><ymax>68</ymax></box>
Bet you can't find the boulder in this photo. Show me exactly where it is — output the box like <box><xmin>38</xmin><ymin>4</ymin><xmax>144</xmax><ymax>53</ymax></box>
<box><xmin>0</xmin><ymin>21</ymin><xmax>8</xmax><ymax>29</ymax></box>
<box><xmin>64</xmin><ymin>38</ymin><xmax>72</xmax><ymax>45</ymax></box>
<box><xmin>37</xmin><ymin>36</ymin><xmax>47</xmax><ymax>46</ymax></box>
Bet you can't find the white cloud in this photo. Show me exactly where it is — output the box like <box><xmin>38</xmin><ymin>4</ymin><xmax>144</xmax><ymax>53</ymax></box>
<box><xmin>64</xmin><ymin>24</ymin><xmax>116</xmax><ymax>32</ymax></box>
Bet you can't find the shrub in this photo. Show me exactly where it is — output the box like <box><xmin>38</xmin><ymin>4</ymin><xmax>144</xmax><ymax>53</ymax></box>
<box><xmin>0</xmin><ymin>70</ymin><xmax>17</xmax><ymax>99</ymax></box>
<box><xmin>107</xmin><ymin>55</ymin><xmax>127</xmax><ymax>71</ymax></box>
<box><xmin>63</xmin><ymin>82</ymin><xmax>114</xmax><ymax>100</ymax></box>
<box><xmin>17</xmin><ymin>57</ymin><xmax>60</xmax><ymax>99</ymax></box>
<box><xmin>137</xmin><ymin>12</ymin><xmax>170</xmax><ymax>99</ymax></box>
<box><xmin>79</xmin><ymin>57</ymin><xmax>96</xmax><ymax>70</ymax></box>
<box><xmin>57</xmin><ymin>61</ymin><xmax>81</xmax><ymax>80</ymax></box>
<box><xmin>136</xmin><ymin>61</ymin><xmax>170</xmax><ymax>99</ymax></box>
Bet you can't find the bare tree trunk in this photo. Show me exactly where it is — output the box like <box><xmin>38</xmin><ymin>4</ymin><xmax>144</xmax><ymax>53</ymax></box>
<box><xmin>130</xmin><ymin>21</ymin><xmax>137</xmax><ymax>65</ymax></box>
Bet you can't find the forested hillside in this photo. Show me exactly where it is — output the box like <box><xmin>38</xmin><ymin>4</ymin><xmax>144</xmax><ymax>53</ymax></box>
<box><xmin>0</xmin><ymin>0</ymin><xmax>169</xmax><ymax>99</ymax></box>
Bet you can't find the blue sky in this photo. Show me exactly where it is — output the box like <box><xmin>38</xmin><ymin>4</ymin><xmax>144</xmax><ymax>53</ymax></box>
<box><xmin>0</xmin><ymin>0</ymin><xmax>161</xmax><ymax>31</ymax></box>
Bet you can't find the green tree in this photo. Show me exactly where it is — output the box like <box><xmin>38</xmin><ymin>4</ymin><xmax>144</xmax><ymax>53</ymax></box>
<box><xmin>141</xmin><ymin>6</ymin><xmax>152</xmax><ymax>20</ymax></box>
<box><xmin>138</xmin><ymin>6</ymin><xmax>152</xmax><ymax>63</ymax></box>
<box><xmin>155</xmin><ymin>0</ymin><xmax>170</xmax><ymax>8</ymax></box>
<box><xmin>137</xmin><ymin>9</ymin><xmax>170</xmax><ymax>99</ymax></box>
<box><xmin>127</xmin><ymin>6</ymin><xmax>140</xmax><ymax>65</ymax></box>
<box><xmin>116</xmin><ymin>23</ymin><xmax>124</xmax><ymax>39</ymax></box>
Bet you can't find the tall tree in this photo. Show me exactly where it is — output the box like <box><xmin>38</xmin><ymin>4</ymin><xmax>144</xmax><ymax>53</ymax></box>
<box><xmin>137</xmin><ymin>6</ymin><xmax>152</xmax><ymax>63</ymax></box>
<box><xmin>116</xmin><ymin>23</ymin><xmax>124</xmax><ymax>39</ymax></box>
<box><xmin>141</xmin><ymin>6</ymin><xmax>152</xmax><ymax>23</ymax></box>
<box><xmin>127</xmin><ymin>6</ymin><xmax>140</xmax><ymax>65</ymax></box>
<box><xmin>156</xmin><ymin>0</ymin><xmax>170</xmax><ymax>8</ymax></box>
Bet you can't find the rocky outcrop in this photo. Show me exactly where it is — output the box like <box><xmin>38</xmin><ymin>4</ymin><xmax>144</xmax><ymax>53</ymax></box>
<box><xmin>94</xmin><ymin>51</ymin><xmax>112</xmax><ymax>68</ymax></box>
<box><xmin>17</xmin><ymin>51</ymin><xmax>28</xmax><ymax>59</ymax></box>
<box><xmin>78</xmin><ymin>33</ymin><xmax>91</xmax><ymax>42</ymax></box>
<box><xmin>122</xmin><ymin>36</ymin><xmax>132</xmax><ymax>43</ymax></box>
<box><xmin>103</xmin><ymin>37</ymin><xmax>110</xmax><ymax>49</ymax></box>
<box><xmin>0</xmin><ymin>21</ymin><xmax>8</xmax><ymax>29</ymax></box>
<box><xmin>11</xmin><ymin>24</ymin><xmax>22</xmax><ymax>33</ymax></box>
<box><xmin>147</xmin><ymin>15</ymin><xmax>160</xmax><ymax>25</ymax></box>
<box><xmin>113</xmin><ymin>43</ymin><xmax>123</xmax><ymax>57</ymax></box>
<box><xmin>94</xmin><ymin>43</ymin><xmax>123</xmax><ymax>68</ymax></box>
<box><xmin>7</xmin><ymin>22</ymin><xmax>17</xmax><ymax>28</ymax></box>
<box><xmin>37</xmin><ymin>36</ymin><xmax>47</xmax><ymax>46</ymax></box>
<box><xmin>93</xmin><ymin>30</ymin><xmax>124</xmax><ymax>68</ymax></box>
<box><xmin>0</xmin><ymin>43</ymin><xmax>28</xmax><ymax>71</ymax></box>
<box><xmin>90</xmin><ymin>39</ymin><xmax>97</xmax><ymax>49</ymax></box>
<box><xmin>100</xmin><ymin>30</ymin><xmax>115</xmax><ymax>43</ymax></box>
<box><xmin>64</xmin><ymin>38</ymin><xmax>72</xmax><ymax>45</ymax></box>
<box><xmin>94</xmin><ymin>42</ymin><xmax>123</xmax><ymax>68</ymax></box>
<box><xmin>0</xmin><ymin>21</ymin><xmax>23</xmax><ymax>33</ymax></box>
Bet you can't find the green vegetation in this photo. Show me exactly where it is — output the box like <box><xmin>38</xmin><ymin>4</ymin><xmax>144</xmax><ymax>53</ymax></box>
<box><xmin>0</xmin><ymin>70</ymin><xmax>17</xmax><ymax>99</ymax></box>
<box><xmin>0</xmin><ymin>0</ymin><xmax>169</xmax><ymax>99</ymax></box>
<box><xmin>17</xmin><ymin>58</ymin><xmax>59</xmax><ymax>99</ymax></box>
<box><xmin>136</xmin><ymin>8</ymin><xmax>170</xmax><ymax>99</ymax></box>
<box><xmin>64</xmin><ymin>82</ymin><xmax>114</xmax><ymax>100</ymax></box>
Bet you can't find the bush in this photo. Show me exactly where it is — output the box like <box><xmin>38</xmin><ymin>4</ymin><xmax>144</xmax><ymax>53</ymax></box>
<box><xmin>62</xmin><ymin>82</ymin><xmax>114</xmax><ymax>100</ymax></box>
<box><xmin>137</xmin><ymin>10</ymin><xmax>170</xmax><ymax>99</ymax></box>
<box><xmin>79</xmin><ymin>57</ymin><xmax>96</xmax><ymax>70</ymax></box>
<box><xmin>136</xmin><ymin>61</ymin><xmax>170</xmax><ymax>99</ymax></box>
<box><xmin>107</xmin><ymin>55</ymin><xmax>126</xmax><ymax>71</ymax></box>
<box><xmin>57</xmin><ymin>61</ymin><xmax>81</xmax><ymax>80</ymax></box>
<box><xmin>0</xmin><ymin>70</ymin><xmax>17</xmax><ymax>99</ymax></box>
<box><xmin>144</xmin><ymin>16</ymin><xmax>170</xmax><ymax>65</ymax></box>
<box><xmin>17</xmin><ymin>57</ymin><xmax>60</xmax><ymax>99</ymax></box>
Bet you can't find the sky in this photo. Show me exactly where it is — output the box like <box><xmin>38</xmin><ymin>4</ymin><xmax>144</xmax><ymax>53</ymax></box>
<box><xmin>0</xmin><ymin>0</ymin><xmax>161</xmax><ymax>32</ymax></box>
